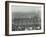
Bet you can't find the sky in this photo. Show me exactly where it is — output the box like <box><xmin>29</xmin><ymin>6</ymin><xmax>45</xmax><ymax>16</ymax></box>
<box><xmin>12</xmin><ymin>5</ymin><xmax>41</xmax><ymax>18</ymax></box>
<box><xmin>11</xmin><ymin>5</ymin><xmax>41</xmax><ymax>13</ymax></box>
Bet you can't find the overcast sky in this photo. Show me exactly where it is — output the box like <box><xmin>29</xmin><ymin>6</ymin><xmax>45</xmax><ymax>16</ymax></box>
<box><xmin>12</xmin><ymin>5</ymin><xmax>41</xmax><ymax>19</ymax></box>
<box><xmin>11</xmin><ymin>5</ymin><xmax>41</xmax><ymax>13</ymax></box>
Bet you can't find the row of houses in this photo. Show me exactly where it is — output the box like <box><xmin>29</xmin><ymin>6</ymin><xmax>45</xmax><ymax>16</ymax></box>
<box><xmin>12</xmin><ymin>16</ymin><xmax>41</xmax><ymax>31</ymax></box>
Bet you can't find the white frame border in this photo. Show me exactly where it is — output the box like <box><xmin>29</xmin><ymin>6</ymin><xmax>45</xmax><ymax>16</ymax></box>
<box><xmin>9</xmin><ymin>3</ymin><xmax>44</xmax><ymax>35</ymax></box>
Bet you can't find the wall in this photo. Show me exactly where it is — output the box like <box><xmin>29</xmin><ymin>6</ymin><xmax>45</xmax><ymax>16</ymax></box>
<box><xmin>0</xmin><ymin>0</ymin><xmax>46</xmax><ymax>37</ymax></box>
